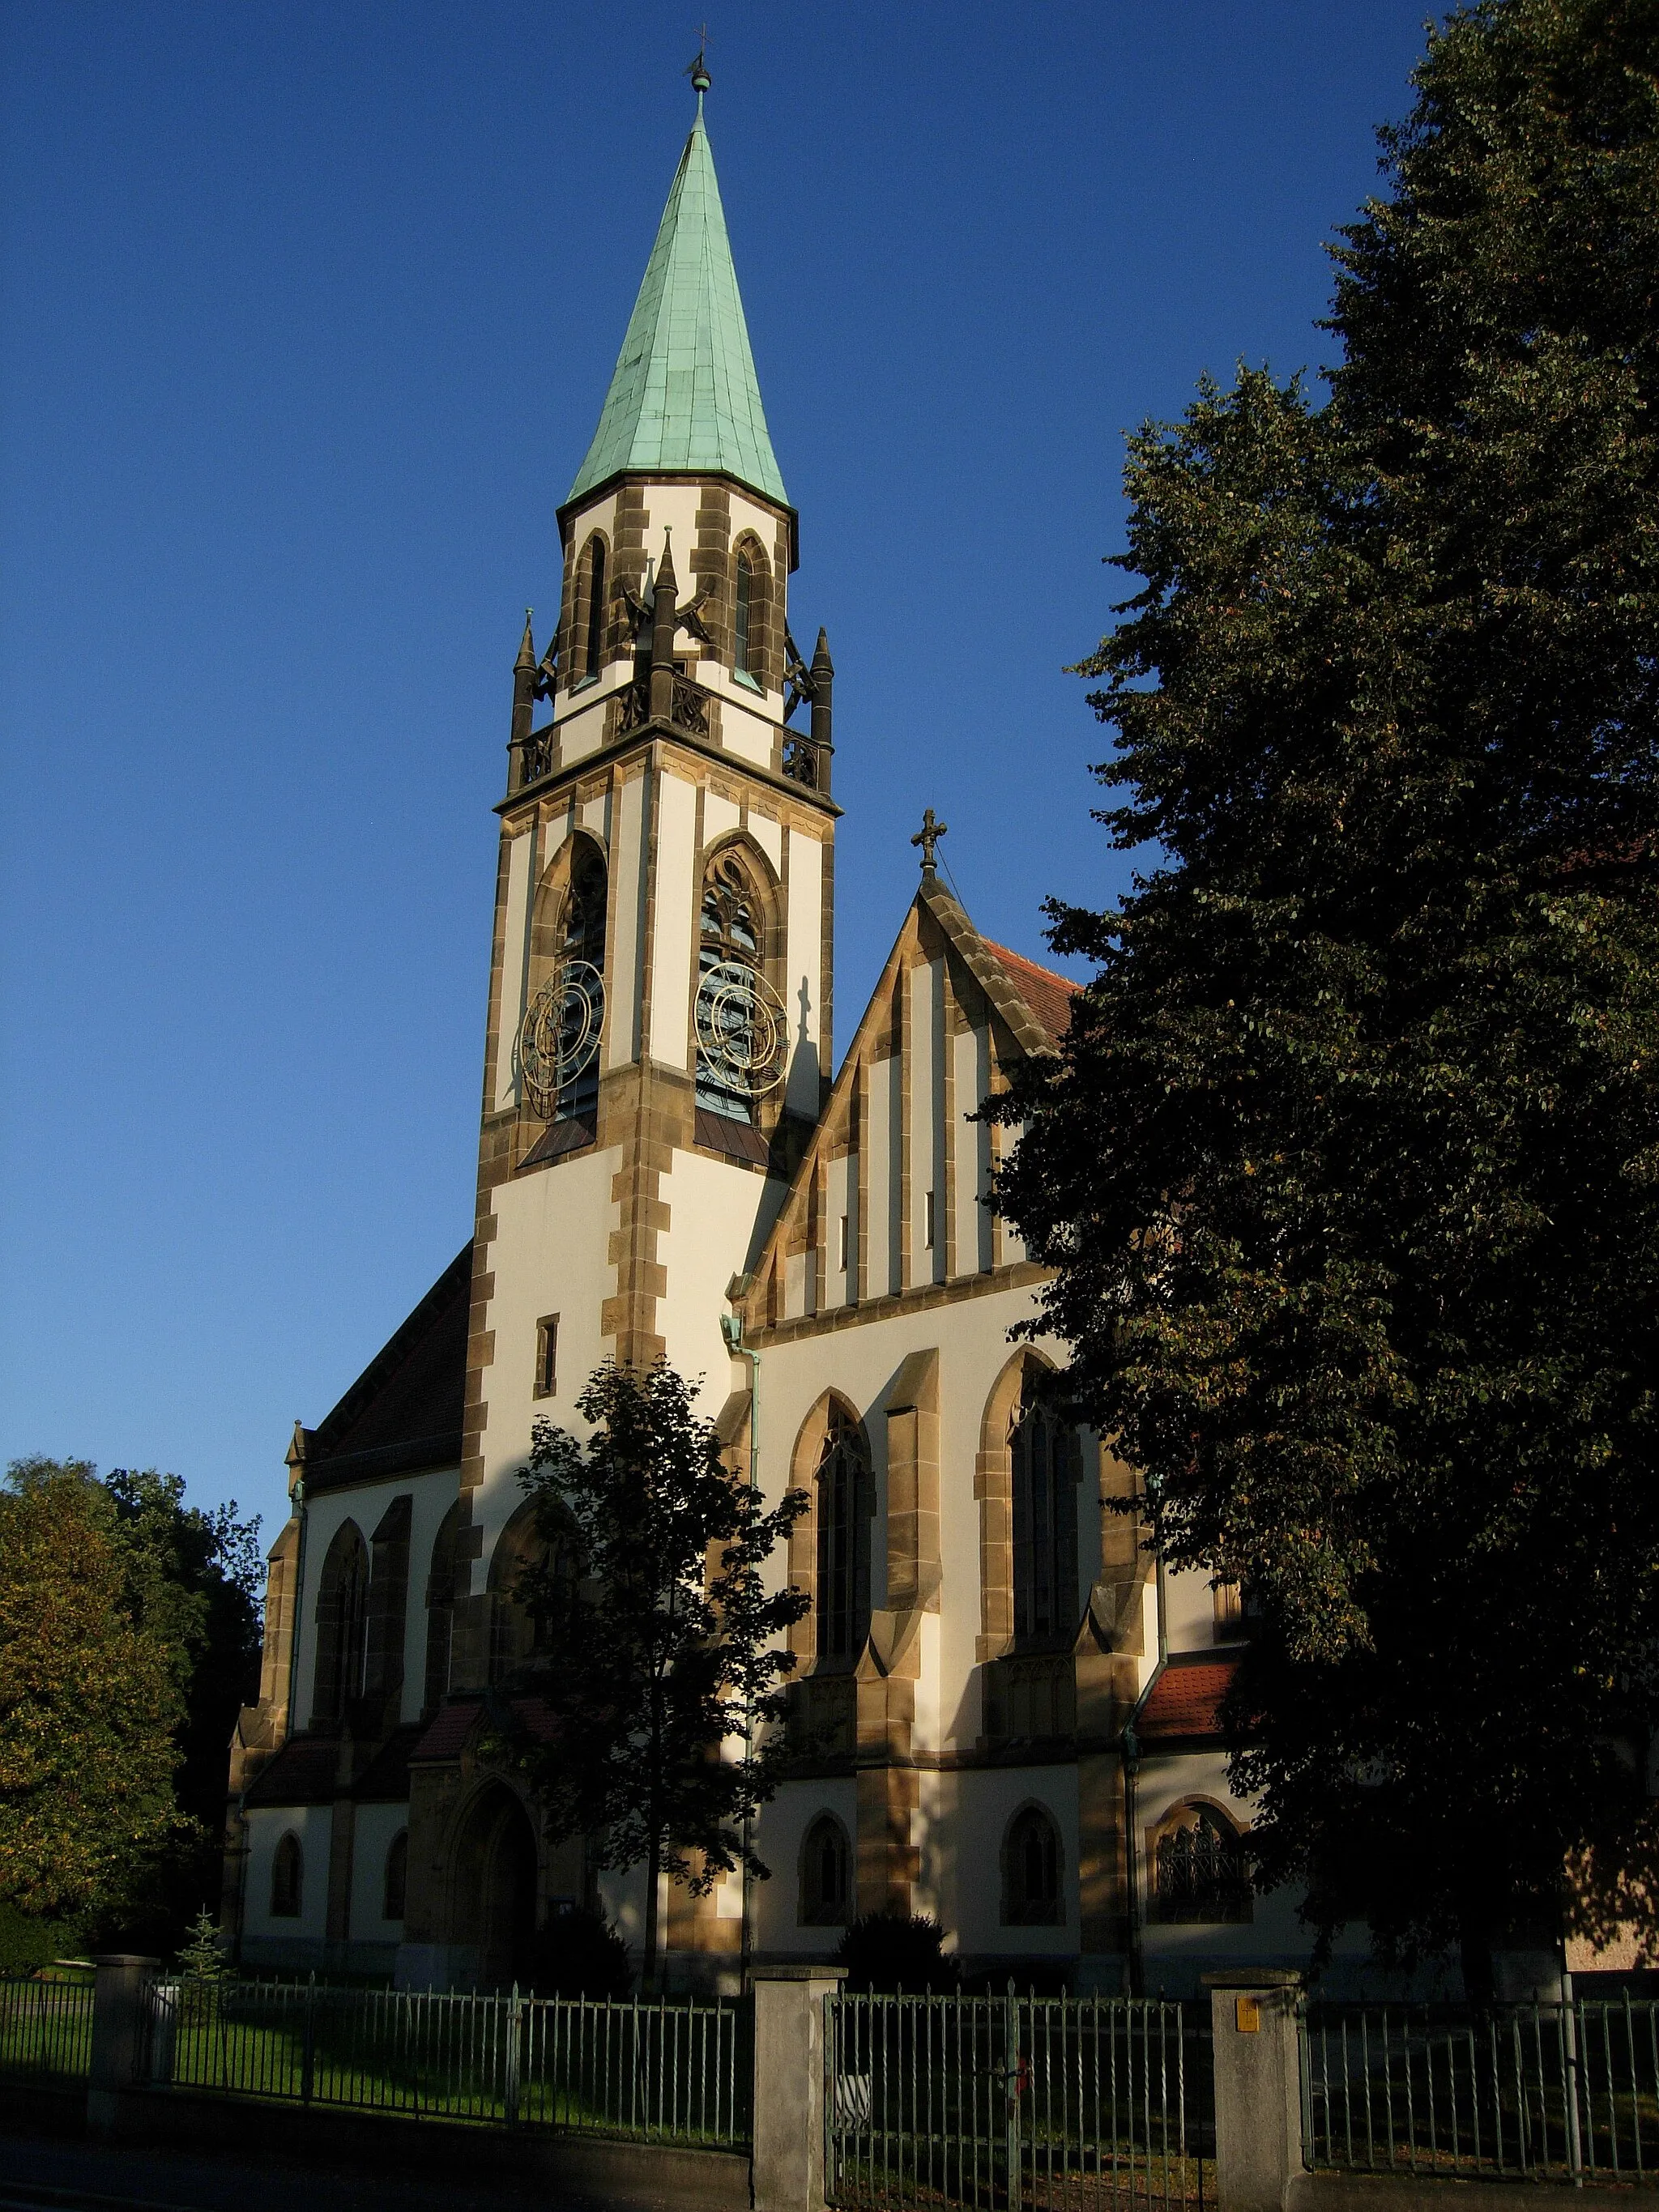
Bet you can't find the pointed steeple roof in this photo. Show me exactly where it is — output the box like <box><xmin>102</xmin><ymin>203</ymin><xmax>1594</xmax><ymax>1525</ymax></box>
<box><xmin>567</xmin><ymin>98</ymin><xmax>787</xmax><ymax>509</ymax></box>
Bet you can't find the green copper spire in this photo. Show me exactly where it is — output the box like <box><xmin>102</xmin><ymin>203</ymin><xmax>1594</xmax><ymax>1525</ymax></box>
<box><xmin>567</xmin><ymin>96</ymin><xmax>787</xmax><ymax>509</ymax></box>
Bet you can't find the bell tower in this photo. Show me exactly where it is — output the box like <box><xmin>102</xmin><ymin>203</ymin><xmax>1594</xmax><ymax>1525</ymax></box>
<box><xmin>451</xmin><ymin>70</ymin><xmax>839</xmax><ymax>1677</ymax></box>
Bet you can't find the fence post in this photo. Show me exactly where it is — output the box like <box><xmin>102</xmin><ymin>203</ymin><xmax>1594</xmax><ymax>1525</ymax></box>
<box><xmin>87</xmin><ymin>1954</ymin><xmax>158</xmax><ymax>2135</ymax></box>
<box><xmin>505</xmin><ymin>1984</ymin><xmax>522</xmax><ymax>2127</ymax></box>
<box><xmin>1204</xmin><ymin>1971</ymin><xmax>1305</xmax><ymax>2212</ymax></box>
<box><xmin>752</xmin><ymin>1964</ymin><xmax>847</xmax><ymax>2212</ymax></box>
<box><xmin>301</xmin><ymin>1972</ymin><xmax>317</xmax><ymax>2106</ymax></box>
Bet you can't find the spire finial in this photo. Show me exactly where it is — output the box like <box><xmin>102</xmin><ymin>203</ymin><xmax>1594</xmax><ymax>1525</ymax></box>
<box><xmin>516</xmin><ymin>607</ymin><xmax>536</xmax><ymax>671</ymax></box>
<box><xmin>687</xmin><ymin>29</ymin><xmax>710</xmax><ymax>109</ymax></box>
<box><xmin>912</xmin><ymin>808</ymin><xmax>949</xmax><ymax>878</ymax></box>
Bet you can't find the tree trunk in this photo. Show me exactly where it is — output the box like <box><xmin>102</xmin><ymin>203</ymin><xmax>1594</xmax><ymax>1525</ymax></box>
<box><xmin>643</xmin><ymin>1826</ymin><xmax>661</xmax><ymax>1994</ymax></box>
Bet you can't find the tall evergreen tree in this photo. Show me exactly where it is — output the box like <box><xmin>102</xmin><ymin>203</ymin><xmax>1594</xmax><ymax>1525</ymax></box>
<box><xmin>996</xmin><ymin>0</ymin><xmax>1659</xmax><ymax>1974</ymax></box>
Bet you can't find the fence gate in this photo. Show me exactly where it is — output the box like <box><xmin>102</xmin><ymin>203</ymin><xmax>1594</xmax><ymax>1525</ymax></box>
<box><xmin>825</xmin><ymin>1989</ymin><xmax>1213</xmax><ymax>2212</ymax></box>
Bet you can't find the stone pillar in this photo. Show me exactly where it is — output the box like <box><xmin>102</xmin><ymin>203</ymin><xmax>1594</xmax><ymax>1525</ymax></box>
<box><xmin>752</xmin><ymin>1964</ymin><xmax>846</xmax><ymax>2212</ymax></box>
<box><xmin>87</xmin><ymin>1954</ymin><xmax>158</xmax><ymax>2133</ymax></box>
<box><xmin>1205</xmin><ymin>1971</ymin><xmax>1305</xmax><ymax>2212</ymax></box>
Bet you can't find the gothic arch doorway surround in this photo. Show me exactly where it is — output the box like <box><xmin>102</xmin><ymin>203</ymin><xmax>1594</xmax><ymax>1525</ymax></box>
<box><xmin>450</xmin><ymin>1783</ymin><xmax>539</xmax><ymax>1990</ymax></box>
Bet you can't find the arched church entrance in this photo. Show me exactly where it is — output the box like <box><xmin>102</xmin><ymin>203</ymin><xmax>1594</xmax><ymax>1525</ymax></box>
<box><xmin>450</xmin><ymin>1784</ymin><xmax>539</xmax><ymax>1990</ymax></box>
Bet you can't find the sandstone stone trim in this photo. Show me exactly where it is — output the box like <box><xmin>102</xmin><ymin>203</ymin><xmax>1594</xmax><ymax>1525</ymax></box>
<box><xmin>751</xmin><ymin>1256</ymin><xmax>1051</xmax><ymax>1349</ymax></box>
<box><xmin>884</xmin><ymin>1349</ymin><xmax>940</xmax><ymax>1617</ymax></box>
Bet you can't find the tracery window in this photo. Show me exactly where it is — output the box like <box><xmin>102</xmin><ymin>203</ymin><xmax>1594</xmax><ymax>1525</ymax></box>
<box><xmin>694</xmin><ymin>850</ymin><xmax>784</xmax><ymax>1123</ymax></box>
<box><xmin>271</xmin><ymin>1831</ymin><xmax>303</xmax><ymax>1919</ymax></box>
<box><xmin>1002</xmin><ymin>1804</ymin><xmax>1064</xmax><ymax>1925</ymax></box>
<box><xmin>1152</xmin><ymin>1805</ymin><xmax>1252</xmax><ymax>1924</ymax></box>
<box><xmin>815</xmin><ymin>1408</ymin><xmax>870</xmax><ymax>1662</ymax></box>
<box><xmin>1011</xmin><ymin>1382</ymin><xmax>1080</xmax><ymax>1646</ymax></box>
<box><xmin>313</xmin><ymin>1520</ymin><xmax>368</xmax><ymax>1722</ymax></box>
<box><xmin>800</xmin><ymin>1813</ymin><xmax>852</xmax><ymax>1926</ymax></box>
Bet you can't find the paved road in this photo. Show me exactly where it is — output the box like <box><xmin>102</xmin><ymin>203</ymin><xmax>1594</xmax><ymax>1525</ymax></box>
<box><xmin>0</xmin><ymin>2133</ymin><xmax>581</xmax><ymax>2212</ymax></box>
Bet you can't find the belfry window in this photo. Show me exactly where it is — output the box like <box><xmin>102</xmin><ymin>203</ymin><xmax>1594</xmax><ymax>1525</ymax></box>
<box><xmin>816</xmin><ymin>1408</ymin><xmax>869</xmax><ymax>1661</ymax></box>
<box><xmin>695</xmin><ymin>851</ymin><xmax>784</xmax><ymax>1124</ymax></box>
<box><xmin>1011</xmin><ymin>1380</ymin><xmax>1080</xmax><ymax>1646</ymax></box>
<box><xmin>581</xmin><ymin>537</ymin><xmax>607</xmax><ymax>681</ymax></box>
<box><xmin>518</xmin><ymin>841</ymin><xmax>608</xmax><ymax>1137</ymax></box>
<box><xmin>734</xmin><ymin>551</ymin><xmax>754</xmax><ymax>680</ymax></box>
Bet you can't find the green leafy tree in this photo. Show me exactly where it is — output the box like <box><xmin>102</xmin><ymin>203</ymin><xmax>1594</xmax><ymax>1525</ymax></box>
<box><xmin>501</xmin><ymin>1360</ymin><xmax>808</xmax><ymax>1985</ymax></box>
<box><xmin>0</xmin><ymin>1461</ymin><xmax>186</xmax><ymax>1921</ymax></box>
<box><xmin>995</xmin><ymin>0</ymin><xmax>1659</xmax><ymax>1978</ymax></box>
<box><xmin>103</xmin><ymin>1468</ymin><xmax>263</xmax><ymax>1945</ymax></box>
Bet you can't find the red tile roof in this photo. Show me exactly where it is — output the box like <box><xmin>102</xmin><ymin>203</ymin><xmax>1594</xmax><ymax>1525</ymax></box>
<box><xmin>1137</xmin><ymin>1656</ymin><xmax>1240</xmax><ymax>1743</ymax></box>
<box><xmin>983</xmin><ymin>940</ymin><xmax>1080</xmax><ymax>1046</ymax></box>
<box><xmin>408</xmin><ymin>1694</ymin><xmax>563</xmax><ymax>1765</ymax></box>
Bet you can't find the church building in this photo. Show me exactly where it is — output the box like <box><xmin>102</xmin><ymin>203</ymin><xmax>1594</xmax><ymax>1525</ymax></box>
<box><xmin>224</xmin><ymin>78</ymin><xmax>1360</xmax><ymax>1996</ymax></box>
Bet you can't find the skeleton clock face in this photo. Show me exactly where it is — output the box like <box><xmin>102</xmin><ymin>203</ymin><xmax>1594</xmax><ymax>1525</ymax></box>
<box><xmin>516</xmin><ymin>961</ymin><xmax>606</xmax><ymax>1122</ymax></box>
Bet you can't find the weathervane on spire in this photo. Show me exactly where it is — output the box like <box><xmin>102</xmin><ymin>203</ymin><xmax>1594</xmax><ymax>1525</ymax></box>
<box><xmin>912</xmin><ymin>808</ymin><xmax>949</xmax><ymax>877</ymax></box>
<box><xmin>687</xmin><ymin>28</ymin><xmax>711</xmax><ymax>98</ymax></box>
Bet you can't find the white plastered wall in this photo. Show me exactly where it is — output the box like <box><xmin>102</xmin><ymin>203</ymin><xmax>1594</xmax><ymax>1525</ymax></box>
<box><xmin>751</xmin><ymin>1775</ymin><xmax>859</xmax><ymax>1954</ymax></box>
<box><xmin>470</xmin><ymin>1144</ymin><xmax>620</xmax><ymax>1591</ymax></box>
<box><xmin>242</xmin><ymin>1804</ymin><xmax>330</xmax><ymax>1945</ymax></box>
<box><xmin>783</xmin><ymin>829</ymin><xmax>825</xmax><ymax>1116</ymax></box>
<box><xmin>350</xmin><ymin>1801</ymin><xmax>412</xmax><ymax>1943</ymax></box>
<box><xmin>655</xmin><ymin>1148</ymin><xmax>781</xmax><ymax>1417</ymax></box>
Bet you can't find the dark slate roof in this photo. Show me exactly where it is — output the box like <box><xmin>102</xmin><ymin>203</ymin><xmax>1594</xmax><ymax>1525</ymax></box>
<box><xmin>1137</xmin><ymin>1654</ymin><xmax>1241</xmax><ymax>1744</ymax></box>
<box><xmin>304</xmin><ymin>1244</ymin><xmax>472</xmax><ymax>1490</ymax></box>
<box><xmin>983</xmin><ymin>939</ymin><xmax>1080</xmax><ymax>1048</ymax></box>
<box><xmin>243</xmin><ymin>1735</ymin><xmax>343</xmax><ymax>1808</ymax></box>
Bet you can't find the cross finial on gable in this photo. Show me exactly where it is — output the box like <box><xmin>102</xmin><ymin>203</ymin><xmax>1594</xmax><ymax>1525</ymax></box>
<box><xmin>911</xmin><ymin>808</ymin><xmax>949</xmax><ymax>877</ymax></box>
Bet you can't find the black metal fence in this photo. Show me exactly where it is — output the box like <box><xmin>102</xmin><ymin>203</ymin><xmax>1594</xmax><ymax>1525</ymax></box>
<box><xmin>1302</xmin><ymin>1998</ymin><xmax>1659</xmax><ymax>2184</ymax></box>
<box><xmin>0</xmin><ymin>1972</ymin><xmax>95</xmax><ymax>2086</ymax></box>
<box><xmin>148</xmin><ymin>1977</ymin><xmax>750</xmax><ymax>2145</ymax></box>
<box><xmin>825</xmin><ymin>1989</ymin><xmax>1213</xmax><ymax>2212</ymax></box>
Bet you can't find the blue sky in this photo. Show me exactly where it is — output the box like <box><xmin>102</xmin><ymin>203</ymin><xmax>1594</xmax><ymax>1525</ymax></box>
<box><xmin>1</xmin><ymin>0</ymin><xmax>1434</xmax><ymax>1541</ymax></box>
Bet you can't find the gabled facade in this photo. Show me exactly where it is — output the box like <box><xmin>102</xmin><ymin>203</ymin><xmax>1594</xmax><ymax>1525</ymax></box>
<box><xmin>225</xmin><ymin>84</ymin><xmax>1369</xmax><ymax>1997</ymax></box>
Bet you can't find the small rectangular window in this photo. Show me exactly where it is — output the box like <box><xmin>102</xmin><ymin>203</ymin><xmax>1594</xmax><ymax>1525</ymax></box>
<box><xmin>924</xmin><ymin>1191</ymin><xmax>936</xmax><ymax>1250</ymax></box>
<box><xmin>838</xmin><ymin>1214</ymin><xmax>850</xmax><ymax>1272</ymax></box>
<box><xmin>534</xmin><ymin>1314</ymin><xmax>559</xmax><ymax>1399</ymax></box>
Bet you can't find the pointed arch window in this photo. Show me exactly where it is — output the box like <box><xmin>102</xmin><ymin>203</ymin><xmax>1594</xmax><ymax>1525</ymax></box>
<box><xmin>800</xmin><ymin>1813</ymin><xmax>852</xmax><ymax>1926</ymax></box>
<box><xmin>1002</xmin><ymin>1804</ymin><xmax>1064</xmax><ymax>1925</ymax></box>
<box><xmin>695</xmin><ymin>850</ymin><xmax>784</xmax><ymax>1124</ymax></box>
<box><xmin>1011</xmin><ymin>1380</ymin><xmax>1080</xmax><ymax>1647</ymax></box>
<box><xmin>271</xmin><ymin>1831</ymin><xmax>303</xmax><ymax>1919</ymax></box>
<box><xmin>424</xmin><ymin>1502</ymin><xmax>461</xmax><ymax>1713</ymax></box>
<box><xmin>815</xmin><ymin>1409</ymin><xmax>870</xmax><ymax>1662</ymax></box>
<box><xmin>519</xmin><ymin>838</ymin><xmax>608</xmax><ymax>1140</ymax></box>
<box><xmin>313</xmin><ymin>1521</ymin><xmax>368</xmax><ymax>1723</ymax></box>
<box><xmin>734</xmin><ymin>550</ymin><xmax>755</xmax><ymax>680</ymax></box>
<box><xmin>583</xmin><ymin>538</ymin><xmax>608</xmax><ymax>679</ymax></box>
